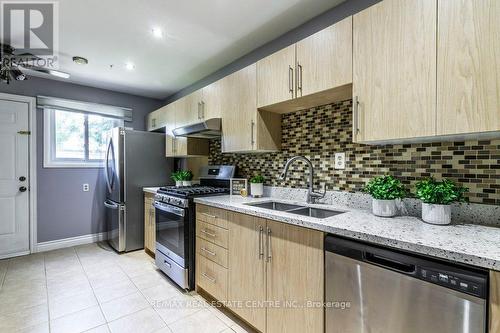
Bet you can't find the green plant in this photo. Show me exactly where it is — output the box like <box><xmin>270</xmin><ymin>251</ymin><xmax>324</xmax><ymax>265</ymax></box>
<box><xmin>363</xmin><ymin>175</ymin><xmax>408</xmax><ymax>200</ymax></box>
<box><xmin>170</xmin><ymin>171</ymin><xmax>183</xmax><ymax>182</ymax></box>
<box><xmin>179</xmin><ymin>170</ymin><xmax>193</xmax><ymax>181</ymax></box>
<box><xmin>415</xmin><ymin>178</ymin><xmax>468</xmax><ymax>205</ymax></box>
<box><xmin>249</xmin><ymin>174</ymin><xmax>265</xmax><ymax>184</ymax></box>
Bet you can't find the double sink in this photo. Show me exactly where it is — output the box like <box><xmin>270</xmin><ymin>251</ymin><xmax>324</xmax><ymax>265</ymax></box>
<box><xmin>245</xmin><ymin>201</ymin><xmax>345</xmax><ymax>219</ymax></box>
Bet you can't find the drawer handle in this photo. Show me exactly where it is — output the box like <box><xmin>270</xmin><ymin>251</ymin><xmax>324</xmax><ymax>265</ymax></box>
<box><xmin>201</xmin><ymin>247</ymin><xmax>216</xmax><ymax>256</ymax></box>
<box><xmin>202</xmin><ymin>213</ymin><xmax>217</xmax><ymax>219</ymax></box>
<box><xmin>163</xmin><ymin>260</ymin><xmax>171</xmax><ymax>268</ymax></box>
<box><xmin>201</xmin><ymin>272</ymin><xmax>216</xmax><ymax>283</ymax></box>
<box><xmin>201</xmin><ymin>229</ymin><xmax>216</xmax><ymax>238</ymax></box>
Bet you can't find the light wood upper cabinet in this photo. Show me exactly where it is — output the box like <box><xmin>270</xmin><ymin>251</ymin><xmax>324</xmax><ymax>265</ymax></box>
<box><xmin>227</xmin><ymin>212</ymin><xmax>266</xmax><ymax>333</ymax></box>
<box><xmin>202</xmin><ymin>80</ymin><xmax>224</xmax><ymax>120</ymax></box>
<box><xmin>266</xmin><ymin>220</ymin><xmax>324</xmax><ymax>333</ymax></box>
<box><xmin>177</xmin><ymin>91</ymin><xmax>201</xmax><ymax>126</ymax></box>
<box><xmin>353</xmin><ymin>0</ymin><xmax>437</xmax><ymax>142</ymax></box>
<box><xmin>437</xmin><ymin>0</ymin><xmax>500</xmax><ymax>136</ymax></box>
<box><xmin>222</xmin><ymin>64</ymin><xmax>281</xmax><ymax>153</ymax></box>
<box><xmin>257</xmin><ymin>45</ymin><xmax>296</xmax><ymax>108</ymax></box>
<box><xmin>146</xmin><ymin>106</ymin><xmax>168</xmax><ymax>132</ymax></box>
<box><xmin>296</xmin><ymin>16</ymin><xmax>352</xmax><ymax>98</ymax></box>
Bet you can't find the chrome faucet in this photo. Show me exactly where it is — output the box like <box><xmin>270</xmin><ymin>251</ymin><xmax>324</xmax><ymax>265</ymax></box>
<box><xmin>279</xmin><ymin>156</ymin><xmax>326</xmax><ymax>204</ymax></box>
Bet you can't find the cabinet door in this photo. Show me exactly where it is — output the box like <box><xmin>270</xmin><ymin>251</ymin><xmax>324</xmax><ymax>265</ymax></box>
<box><xmin>491</xmin><ymin>270</ymin><xmax>500</xmax><ymax>333</ymax></box>
<box><xmin>437</xmin><ymin>0</ymin><xmax>500</xmax><ymax>135</ymax></box>
<box><xmin>296</xmin><ymin>16</ymin><xmax>352</xmax><ymax>97</ymax></box>
<box><xmin>185</xmin><ymin>90</ymin><xmax>203</xmax><ymax>123</ymax></box>
<box><xmin>266</xmin><ymin>220</ymin><xmax>324</xmax><ymax>333</ymax></box>
<box><xmin>221</xmin><ymin>64</ymin><xmax>257</xmax><ymax>152</ymax></box>
<box><xmin>353</xmin><ymin>0</ymin><xmax>437</xmax><ymax>142</ymax></box>
<box><xmin>202</xmin><ymin>79</ymin><xmax>224</xmax><ymax>120</ymax></box>
<box><xmin>149</xmin><ymin>202</ymin><xmax>156</xmax><ymax>252</ymax></box>
<box><xmin>257</xmin><ymin>45</ymin><xmax>296</xmax><ymax>108</ymax></box>
<box><xmin>227</xmin><ymin>212</ymin><xmax>266</xmax><ymax>333</ymax></box>
<box><xmin>173</xmin><ymin>97</ymin><xmax>196</xmax><ymax>127</ymax></box>
<box><xmin>144</xmin><ymin>198</ymin><xmax>150</xmax><ymax>250</ymax></box>
<box><xmin>165</xmin><ymin>106</ymin><xmax>176</xmax><ymax>157</ymax></box>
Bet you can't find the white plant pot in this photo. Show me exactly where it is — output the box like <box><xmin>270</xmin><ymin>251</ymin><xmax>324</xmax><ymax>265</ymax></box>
<box><xmin>250</xmin><ymin>183</ymin><xmax>264</xmax><ymax>198</ymax></box>
<box><xmin>182</xmin><ymin>181</ymin><xmax>192</xmax><ymax>187</ymax></box>
<box><xmin>421</xmin><ymin>203</ymin><xmax>451</xmax><ymax>225</ymax></box>
<box><xmin>175</xmin><ymin>181</ymin><xmax>183</xmax><ymax>187</ymax></box>
<box><xmin>372</xmin><ymin>199</ymin><xmax>398</xmax><ymax>217</ymax></box>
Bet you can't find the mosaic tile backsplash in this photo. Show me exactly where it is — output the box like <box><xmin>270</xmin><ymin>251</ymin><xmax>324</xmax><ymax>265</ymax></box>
<box><xmin>209</xmin><ymin>100</ymin><xmax>500</xmax><ymax>205</ymax></box>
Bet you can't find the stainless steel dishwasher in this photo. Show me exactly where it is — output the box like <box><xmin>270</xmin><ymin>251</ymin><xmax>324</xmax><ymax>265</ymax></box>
<box><xmin>325</xmin><ymin>236</ymin><xmax>488</xmax><ymax>333</ymax></box>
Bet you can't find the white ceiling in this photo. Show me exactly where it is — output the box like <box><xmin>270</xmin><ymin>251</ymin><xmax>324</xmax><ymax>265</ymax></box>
<box><xmin>9</xmin><ymin>0</ymin><xmax>345</xmax><ymax>99</ymax></box>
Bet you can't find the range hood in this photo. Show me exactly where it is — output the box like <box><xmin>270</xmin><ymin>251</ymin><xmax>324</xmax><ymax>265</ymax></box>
<box><xmin>172</xmin><ymin>118</ymin><xmax>221</xmax><ymax>139</ymax></box>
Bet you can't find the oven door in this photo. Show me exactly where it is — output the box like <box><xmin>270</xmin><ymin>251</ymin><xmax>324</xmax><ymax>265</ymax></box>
<box><xmin>154</xmin><ymin>201</ymin><xmax>187</xmax><ymax>267</ymax></box>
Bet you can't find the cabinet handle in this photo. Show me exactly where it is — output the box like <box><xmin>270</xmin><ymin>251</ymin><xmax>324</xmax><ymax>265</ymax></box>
<box><xmin>353</xmin><ymin>96</ymin><xmax>360</xmax><ymax>136</ymax></box>
<box><xmin>201</xmin><ymin>272</ymin><xmax>216</xmax><ymax>283</ymax></box>
<box><xmin>201</xmin><ymin>101</ymin><xmax>205</xmax><ymax>119</ymax></box>
<box><xmin>297</xmin><ymin>63</ymin><xmax>303</xmax><ymax>96</ymax></box>
<box><xmin>288</xmin><ymin>66</ymin><xmax>294</xmax><ymax>96</ymax></box>
<box><xmin>251</xmin><ymin>120</ymin><xmax>255</xmax><ymax>146</ymax></box>
<box><xmin>152</xmin><ymin>118</ymin><xmax>156</xmax><ymax>128</ymax></box>
<box><xmin>201</xmin><ymin>229</ymin><xmax>216</xmax><ymax>238</ymax></box>
<box><xmin>266</xmin><ymin>227</ymin><xmax>272</xmax><ymax>262</ymax></box>
<box><xmin>202</xmin><ymin>213</ymin><xmax>217</xmax><ymax>219</ymax></box>
<box><xmin>201</xmin><ymin>247</ymin><xmax>216</xmax><ymax>256</ymax></box>
<box><xmin>258</xmin><ymin>225</ymin><xmax>264</xmax><ymax>259</ymax></box>
<box><xmin>163</xmin><ymin>260</ymin><xmax>171</xmax><ymax>268</ymax></box>
<box><xmin>197</xmin><ymin>102</ymin><xmax>201</xmax><ymax>120</ymax></box>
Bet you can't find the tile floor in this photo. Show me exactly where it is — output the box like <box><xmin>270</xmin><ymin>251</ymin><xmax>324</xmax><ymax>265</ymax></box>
<box><xmin>0</xmin><ymin>243</ymin><xmax>252</xmax><ymax>333</ymax></box>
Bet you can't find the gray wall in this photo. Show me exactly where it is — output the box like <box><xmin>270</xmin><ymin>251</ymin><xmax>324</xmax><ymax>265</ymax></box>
<box><xmin>0</xmin><ymin>77</ymin><xmax>163</xmax><ymax>242</ymax></box>
<box><xmin>165</xmin><ymin>0</ymin><xmax>380</xmax><ymax>103</ymax></box>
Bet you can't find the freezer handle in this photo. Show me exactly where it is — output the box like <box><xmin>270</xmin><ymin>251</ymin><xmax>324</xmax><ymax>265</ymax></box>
<box><xmin>104</xmin><ymin>200</ymin><xmax>119</xmax><ymax>210</ymax></box>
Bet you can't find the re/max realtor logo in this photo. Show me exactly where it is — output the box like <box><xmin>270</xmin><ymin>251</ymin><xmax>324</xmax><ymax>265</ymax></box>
<box><xmin>1</xmin><ymin>1</ymin><xmax>59</xmax><ymax>67</ymax></box>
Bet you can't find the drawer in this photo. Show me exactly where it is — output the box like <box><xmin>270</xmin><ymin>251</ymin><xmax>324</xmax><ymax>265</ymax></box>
<box><xmin>197</xmin><ymin>205</ymin><xmax>228</xmax><ymax>229</ymax></box>
<box><xmin>196</xmin><ymin>237</ymin><xmax>228</xmax><ymax>268</ymax></box>
<box><xmin>196</xmin><ymin>221</ymin><xmax>229</xmax><ymax>249</ymax></box>
<box><xmin>196</xmin><ymin>255</ymin><xmax>227</xmax><ymax>301</ymax></box>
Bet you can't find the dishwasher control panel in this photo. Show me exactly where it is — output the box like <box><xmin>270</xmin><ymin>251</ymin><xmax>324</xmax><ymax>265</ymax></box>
<box><xmin>418</xmin><ymin>267</ymin><xmax>485</xmax><ymax>298</ymax></box>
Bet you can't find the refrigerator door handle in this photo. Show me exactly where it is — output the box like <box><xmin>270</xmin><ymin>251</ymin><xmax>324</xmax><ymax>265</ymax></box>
<box><xmin>105</xmin><ymin>139</ymin><xmax>113</xmax><ymax>193</ymax></box>
<box><xmin>104</xmin><ymin>199</ymin><xmax>119</xmax><ymax>209</ymax></box>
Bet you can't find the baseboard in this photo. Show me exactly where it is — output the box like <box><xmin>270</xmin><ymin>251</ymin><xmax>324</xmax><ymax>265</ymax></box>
<box><xmin>36</xmin><ymin>232</ymin><xmax>108</xmax><ymax>253</ymax></box>
<box><xmin>0</xmin><ymin>250</ymin><xmax>30</xmax><ymax>260</ymax></box>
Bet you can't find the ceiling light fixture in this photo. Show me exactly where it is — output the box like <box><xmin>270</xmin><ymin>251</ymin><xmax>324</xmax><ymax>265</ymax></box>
<box><xmin>152</xmin><ymin>27</ymin><xmax>163</xmax><ymax>39</ymax></box>
<box><xmin>125</xmin><ymin>62</ymin><xmax>135</xmax><ymax>71</ymax></box>
<box><xmin>72</xmin><ymin>56</ymin><xmax>88</xmax><ymax>65</ymax></box>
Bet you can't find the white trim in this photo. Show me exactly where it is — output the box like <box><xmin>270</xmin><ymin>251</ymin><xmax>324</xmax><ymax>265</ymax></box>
<box><xmin>0</xmin><ymin>93</ymin><xmax>38</xmax><ymax>256</ymax></box>
<box><xmin>36</xmin><ymin>232</ymin><xmax>108</xmax><ymax>253</ymax></box>
<box><xmin>0</xmin><ymin>251</ymin><xmax>31</xmax><ymax>260</ymax></box>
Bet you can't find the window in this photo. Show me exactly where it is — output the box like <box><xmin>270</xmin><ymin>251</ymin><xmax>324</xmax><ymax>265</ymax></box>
<box><xmin>44</xmin><ymin>109</ymin><xmax>123</xmax><ymax>168</ymax></box>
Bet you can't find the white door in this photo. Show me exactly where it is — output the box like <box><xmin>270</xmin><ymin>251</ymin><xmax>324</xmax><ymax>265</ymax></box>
<box><xmin>0</xmin><ymin>99</ymin><xmax>30</xmax><ymax>257</ymax></box>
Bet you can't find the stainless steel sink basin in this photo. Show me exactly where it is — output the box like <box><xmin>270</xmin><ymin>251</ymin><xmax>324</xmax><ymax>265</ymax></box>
<box><xmin>245</xmin><ymin>201</ymin><xmax>345</xmax><ymax>219</ymax></box>
<box><xmin>289</xmin><ymin>207</ymin><xmax>345</xmax><ymax>218</ymax></box>
<box><xmin>245</xmin><ymin>201</ymin><xmax>305</xmax><ymax>211</ymax></box>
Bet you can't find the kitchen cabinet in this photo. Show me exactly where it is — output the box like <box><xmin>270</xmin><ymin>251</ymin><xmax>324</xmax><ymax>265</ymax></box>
<box><xmin>146</xmin><ymin>106</ymin><xmax>168</xmax><ymax>132</ymax></box>
<box><xmin>222</xmin><ymin>64</ymin><xmax>281</xmax><ymax>153</ymax></box>
<box><xmin>196</xmin><ymin>205</ymin><xmax>324</xmax><ymax>333</ymax></box>
<box><xmin>201</xmin><ymin>79</ymin><xmax>224</xmax><ymax>120</ymax></box>
<box><xmin>492</xmin><ymin>270</ymin><xmax>500</xmax><ymax>332</ymax></box>
<box><xmin>227</xmin><ymin>212</ymin><xmax>267</xmax><ymax>332</ymax></box>
<box><xmin>144</xmin><ymin>192</ymin><xmax>155</xmax><ymax>257</ymax></box>
<box><xmin>265</xmin><ymin>219</ymin><xmax>324</xmax><ymax>333</ymax></box>
<box><xmin>257</xmin><ymin>18</ymin><xmax>353</xmax><ymax>113</ymax></box>
<box><xmin>437</xmin><ymin>0</ymin><xmax>500</xmax><ymax>136</ymax></box>
<box><xmin>175</xmin><ymin>93</ymin><xmax>198</xmax><ymax>127</ymax></box>
<box><xmin>352</xmin><ymin>0</ymin><xmax>437</xmax><ymax>142</ymax></box>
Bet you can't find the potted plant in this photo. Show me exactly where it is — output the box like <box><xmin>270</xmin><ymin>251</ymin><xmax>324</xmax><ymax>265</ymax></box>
<box><xmin>249</xmin><ymin>174</ymin><xmax>265</xmax><ymax>198</ymax></box>
<box><xmin>180</xmin><ymin>170</ymin><xmax>193</xmax><ymax>186</ymax></box>
<box><xmin>171</xmin><ymin>171</ymin><xmax>183</xmax><ymax>187</ymax></box>
<box><xmin>363</xmin><ymin>175</ymin><xmax>408</xmax><ymax>217</ymax></box>
<box><xmin>415</xmin><ymin>178</ymin><xmax>468</xmax><ymax>225</ymax></box>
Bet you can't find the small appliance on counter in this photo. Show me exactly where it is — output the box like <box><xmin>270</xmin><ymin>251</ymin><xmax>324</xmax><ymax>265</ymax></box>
<box><xmin>154</xmin><ymin>165</ymin><xmax>236</xmax><ymax>290</ymax></box>
<box><xmin>104</xmin><ymin>127</ymin><xmax>173</xmax><ymax>253</ymax></box>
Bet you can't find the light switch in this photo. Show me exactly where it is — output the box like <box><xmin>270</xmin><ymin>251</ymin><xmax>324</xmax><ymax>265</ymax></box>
<box><xmin>334</xmin><ymin>153</ymin><xmax>346</xmax><ymax>170</ymax></box>
<box><xmin>83</xmin><ymin>184</ymin><xmax>90</xmax><ymax>192</ymax></box>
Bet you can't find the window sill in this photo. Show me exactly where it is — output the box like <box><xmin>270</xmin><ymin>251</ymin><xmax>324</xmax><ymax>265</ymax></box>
<box><xmin>43</xmin><ymin>162</ymin><xmax>104</xmax><ymax>169</ymax></box>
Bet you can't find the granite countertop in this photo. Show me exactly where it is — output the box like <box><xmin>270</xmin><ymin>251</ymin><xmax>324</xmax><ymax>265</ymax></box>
<box><xmin>143</xmin><ymin>187</ymin><xmax>160</xmax><ymax>194</ymax></box>
<box><xmin>194</xmin><ymin>195</ymin><xmax>500</xmax><ymax>271</ymax></box>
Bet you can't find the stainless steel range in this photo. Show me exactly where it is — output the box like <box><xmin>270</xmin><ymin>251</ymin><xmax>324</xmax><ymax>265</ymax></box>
<box><xmin>154</xmin><ymin>165</ymin><xmax>236</xmax><ymax>290</ymax></box>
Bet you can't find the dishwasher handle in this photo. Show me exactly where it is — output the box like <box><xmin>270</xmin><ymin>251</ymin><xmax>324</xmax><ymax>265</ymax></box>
<box><xmin>364</xmin><ymin>252</ymin><xmax>417</xmax><ymax>274</ymax></box>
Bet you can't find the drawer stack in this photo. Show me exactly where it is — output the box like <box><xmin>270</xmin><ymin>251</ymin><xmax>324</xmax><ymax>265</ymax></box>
<box><xmin>195</xmin><ymin>205</ymin><xmax>229</xmax><ymax>301</ymax></box>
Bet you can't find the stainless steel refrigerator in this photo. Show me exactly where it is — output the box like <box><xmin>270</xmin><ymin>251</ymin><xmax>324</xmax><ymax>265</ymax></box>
<box><xmin>104</xmin><ymin>127</ymin><xmax>172</xmax><ymax>252</ymax></box>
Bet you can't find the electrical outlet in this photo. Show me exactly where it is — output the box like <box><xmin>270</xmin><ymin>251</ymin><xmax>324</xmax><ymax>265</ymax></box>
<box><xmin>82</xmin><ymin>184</ymin><xmax>90</xmax><ymax>192</ymax></box>
<box><xmin>334</xmin><ymin>152</ymin><xmax>346</xmax><ymax>170</ymax></box>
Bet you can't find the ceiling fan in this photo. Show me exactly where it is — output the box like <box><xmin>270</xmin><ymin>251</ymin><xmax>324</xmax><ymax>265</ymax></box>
<box><xmin>0</xmin><ymin>43</ymin><xmax>70</xmax><ymax>84</ymax></box>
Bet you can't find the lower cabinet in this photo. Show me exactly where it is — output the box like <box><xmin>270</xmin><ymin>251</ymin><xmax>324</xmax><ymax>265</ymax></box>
<box><xmin>491</xmin><ymin>270</ymin><xmax>500</xmax><ymax>332</ymax></box>
<box><xmin>144</xmin><ymin>193</ymin><xmax>155</xmax><ymax>256</ymax></box>
<box><xmin>196</xmin><ymin>205</ymin><xmax>324</xmax><ymax>333</ymax></box>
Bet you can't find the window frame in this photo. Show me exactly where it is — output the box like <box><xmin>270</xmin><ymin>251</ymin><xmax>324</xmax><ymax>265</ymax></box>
<box><xmin>43</xmin><ymin>108</ymin><xmax>124</xmax><ymax>168</ymax></box>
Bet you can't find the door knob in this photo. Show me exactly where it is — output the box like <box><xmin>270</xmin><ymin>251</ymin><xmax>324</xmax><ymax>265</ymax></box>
<box><xmin>19</xmin><ymin>186</ymin><xmax>27</xmax><ymax>192</ymax></box>
<box><xmin>19</xmin><ymin>176</ymin><xmax>26</xmax><ymax>181</ymax></box>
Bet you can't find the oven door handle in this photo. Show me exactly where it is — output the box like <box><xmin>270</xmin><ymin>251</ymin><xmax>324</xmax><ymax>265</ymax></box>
<box><xmin>154</xmin><ymin>201</ymin><xmax>185</xmax><ymax>217</ymax></box>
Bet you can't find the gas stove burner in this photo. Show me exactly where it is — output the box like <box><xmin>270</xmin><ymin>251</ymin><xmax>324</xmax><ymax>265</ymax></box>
<box><xmin>158</xmin><ymin>185</ymin><xmax>229</xmax><ymax>197</ymax></box>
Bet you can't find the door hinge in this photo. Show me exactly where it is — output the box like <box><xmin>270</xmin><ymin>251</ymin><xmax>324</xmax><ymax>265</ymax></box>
<box><xmin>18</xmin><ymin>131</ymin><xmax>31</xmax><ymax>135</ymax></box>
